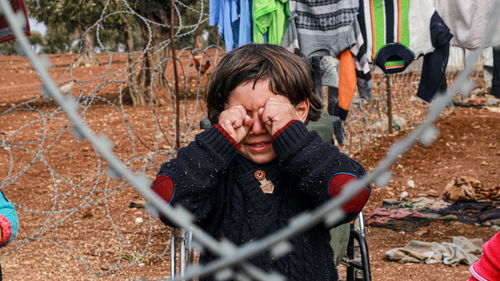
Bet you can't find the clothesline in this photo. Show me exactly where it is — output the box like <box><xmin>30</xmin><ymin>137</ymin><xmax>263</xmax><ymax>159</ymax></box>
<box><xmin>209</xmin><ymin>0</ymin><xmax>500</xmax><ymax>144</ymax></box>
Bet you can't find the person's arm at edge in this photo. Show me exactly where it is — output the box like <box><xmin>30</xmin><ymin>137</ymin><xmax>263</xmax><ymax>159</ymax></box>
<box><xmin>0</xmin><ymin>191</ymin><xmax>18</xmax><ymax>247</ymax></box>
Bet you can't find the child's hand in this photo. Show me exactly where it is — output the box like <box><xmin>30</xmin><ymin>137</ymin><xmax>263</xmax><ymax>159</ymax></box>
<box><xmin>218</xmin><ymin>105</ymin><xmax>253</xmax><ymax>143</ymax></box>
<box><xmin>260</xmin><ymin>96</ymin><xmax>298</xmax><ymax>136</ymax></box>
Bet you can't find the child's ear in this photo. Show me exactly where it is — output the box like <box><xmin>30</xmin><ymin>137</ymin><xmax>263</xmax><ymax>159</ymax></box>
<box><xmin>294</xmin><ymin>99</ymin><xmax>310</xmax><ymax>123</ymax></box>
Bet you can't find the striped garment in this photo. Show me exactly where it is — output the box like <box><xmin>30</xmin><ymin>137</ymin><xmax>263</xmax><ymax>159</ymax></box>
<box><xmin>359</xmin><ymin>0</ymin><xmax>435</xmax><ymax>73</ymax></box>
<box><xmin>286</xmin><ymin>0</ymin><xmax>360</xmax><ymax>58</ymax></box>
<box><xmin>359</xmin><ymin>0</ymin><xmax>452</xmax><ymax>102</ymax></box>
<box><xmin>281</xmin><ymin>0</ymin><xmax>373</xmax><ymax>121</ymax></box>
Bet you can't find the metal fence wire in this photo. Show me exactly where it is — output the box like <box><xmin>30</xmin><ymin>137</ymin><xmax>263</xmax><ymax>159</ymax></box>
<box><xmin>0</xmin><ymin>0</ymin><xmax>499</xmax><ymax>279</ymax></box>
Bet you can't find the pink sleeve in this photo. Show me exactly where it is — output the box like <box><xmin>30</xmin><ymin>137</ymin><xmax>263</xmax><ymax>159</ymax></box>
<box><xmin>0</xmin><ymin>214</ymin><xmax>13</xmax><ymax>247</ymax></box>
<box><xmin>469</xmin><ymin>231</ymin><xmax>500</xmax><ymax>281</ymax></box>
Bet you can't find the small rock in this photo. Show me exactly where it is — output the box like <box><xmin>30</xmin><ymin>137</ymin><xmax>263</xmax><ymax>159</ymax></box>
<box><xmin>407</xmin><ymin>180</ymin><xmax>415</xmax><ymax>189</ymax></box>
<box><xmin>135</xmin><ymin>217</ymin><xmax>143</xmax><ymax>224</ymax></box>
<box><xmin>400</xmin><ymin>191</ymin><xmax>409</xmax><ymax>200</ymax></box>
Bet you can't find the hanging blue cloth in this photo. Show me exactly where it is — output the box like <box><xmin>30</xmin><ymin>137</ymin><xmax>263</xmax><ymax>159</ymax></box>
<box><xmin>209</xmin><ymin>0</ymin><xmax>252</xmax><ymax>52</ymax></box>
<box><xmin>238</xmin><ymin>0</ymin><xmax>252</xmax><ymax>47</ymax></box>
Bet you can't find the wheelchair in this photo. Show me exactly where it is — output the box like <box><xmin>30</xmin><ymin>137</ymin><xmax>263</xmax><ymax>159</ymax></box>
<box><xmin>340</xmin><ymin>212</ymin><xmax>371</xmax><ymax>281</ymax></box>
<box><xmin>167</xmin><ymin>212</ymin><xmax>371</xmax><ymax>281</ymax></box>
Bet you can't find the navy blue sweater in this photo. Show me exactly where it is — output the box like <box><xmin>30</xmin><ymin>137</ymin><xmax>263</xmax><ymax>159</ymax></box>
<box><xmin>152</xmin><ymin>121</ymin><xmax>370</xmax><ymax>280</ymax></box>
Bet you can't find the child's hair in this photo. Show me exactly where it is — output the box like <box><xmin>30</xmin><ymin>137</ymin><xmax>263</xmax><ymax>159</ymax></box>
<box><xmin>205</xmin><ymin>43</ymin><xmax>322</xmax><ymax>125</ymax></box>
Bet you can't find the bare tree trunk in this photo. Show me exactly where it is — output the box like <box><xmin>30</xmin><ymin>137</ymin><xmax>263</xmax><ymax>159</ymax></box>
<box><xmin>136</xmin><ymin>0</ymin><xmax>171</xmax><ymax>105</ymax></box>
<box><xmin>74</xmin><ymin>30</ymin><xmax>100</xmax><ymax>68</ymax></box>
<box><xmin>121</xmin><ymin>13</ymin><xmax>146</xmax><ymax>106</ymax></box>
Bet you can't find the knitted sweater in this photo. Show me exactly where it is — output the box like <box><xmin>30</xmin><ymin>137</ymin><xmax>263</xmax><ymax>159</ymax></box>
<box><xmin>152</xmin><ymin>121</ymin><xmax>370</xmax><ymax>280</ymax></box>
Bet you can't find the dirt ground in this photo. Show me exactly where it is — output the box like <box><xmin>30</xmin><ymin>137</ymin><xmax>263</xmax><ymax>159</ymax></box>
<box><xmin>0</xmin><ymin>53</ymin><xmax>499</xmax><ymax>281</ymax></box>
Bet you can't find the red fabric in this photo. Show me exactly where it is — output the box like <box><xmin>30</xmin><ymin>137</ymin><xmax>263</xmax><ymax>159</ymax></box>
<box><xmin>151</xmin><ymin>174</ymin><xmax>174</xmax><ymax>203</ymax></box>
<box><xmin>271</xmin><ymin>120</ymin><xmax>296</xmax><ymax>141</ymax></box>
<box><xmin>0</xmin><ymin>0</ymin><xmax>31</xmax><ymax>43</ymax></box>
<box><xmin>328</xmin><ymin>173</ymin><xmax>369</xmax><ymax>213</ymax></box>
<box><xmin>215</xmin><ymin>124</ymin><xmax>240</xmax><ymax>149</ymax></box>
<box><xmin>469</xmin><ymin>231</ymin><xmax>500</xmax><ymax>281</ymax></box>
<box><xmin>0</xmin><ymin>214</ymin><xmax>12</xmax><ymax>247</ymax></box>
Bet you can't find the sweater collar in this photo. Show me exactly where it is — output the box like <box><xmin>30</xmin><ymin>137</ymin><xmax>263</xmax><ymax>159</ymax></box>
<box><xmin>233</xmin><ymin>155</ymin><xmax>282</xmax><ymax>180</ymax></box>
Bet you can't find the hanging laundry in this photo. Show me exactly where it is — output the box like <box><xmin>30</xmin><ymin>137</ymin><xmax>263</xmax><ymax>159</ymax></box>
<box><xmin>281</xmin><ymin>0</ymin><xmax>372</xmax><ymax>99</ymax></box>
<box><xmin>321</xmin><ymin>56</ymin><xmax>339</xmax><ymax>89</ymax></box>
<box><xmin>281</xmin><ymin>0</ymin><xmax>372</xmax><ymax>144</ymax></box>
<box><xmin>320</xmin><ymin>57</ymin><xmax>349</xmax><ymax>146</ymax></box>
<box><xmin>492</xmin><ymin>46</ymin><xmax>500</xmax><ymax>98</ymax></box>
<box><xmin>253</xmin><ymin>0</ymin><xmax>289</xmax><ymax>44</ymax></box>
<box><xmin>323</xmin><ymin>40</ymin><xmax>371</xmax><ymax>145</ymax></box>
<box><xmin>358</xmin><ymin>0</ymin><xmax>453</xmax><ymax>102</ymax></box>
<box><xmin>309</xmin><ymin>56</ymin><xmax>323</xmax><ymax>104</ymax></box>
<box><xmin>0</xmin><ymin>0</ymin><xmax>30</xmax><ymax>43</ymax></box>
<box><xmin>282</xmin><ymin>0</ymin><xmax>358</xmax><ymax>57</ymax></box>
<box><xmin>336</xmin><ymin>49</ymin><xmax>357</xmax><ymax>120</ymax></box>
<box><xmin>209</xmin><ymin>0</ymin><xmax>252</xmax><ymax>52</ymax></box>
<box><xmin>435</xmin><ymin>0</ymin><xmax>500</xmax><ymax>50</ymax></box>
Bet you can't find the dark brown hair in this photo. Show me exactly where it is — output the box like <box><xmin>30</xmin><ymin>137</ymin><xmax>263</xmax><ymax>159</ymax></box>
<box><xmin>205</xmin><ymin>44</ymin><xmax>322</xmax><ymax>124</ymax></box>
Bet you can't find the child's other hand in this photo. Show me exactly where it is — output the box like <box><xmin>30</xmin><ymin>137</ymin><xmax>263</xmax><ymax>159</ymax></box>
<box><xmin>218</xmin><ymin>105</ymin><xmax>253</xmax><ymax>143</ymax></box>
<box><xmin>260</xmin><ymin>96</ymin><xmax>297</xmax><ymax>136</ymax></box>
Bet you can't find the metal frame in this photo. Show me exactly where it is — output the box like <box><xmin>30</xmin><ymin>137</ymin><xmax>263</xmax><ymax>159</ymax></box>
<box><xmin>170</xmin><ymin>228</ymin><xmax>194</xmax><ymax>280</ymax></box>
<box><xmin>169</xmin><ymin>212</ymin><xmax>371</xmax><ymax>281</ymax></box>
<box><xmin>343</xmin><ymin>212</ymin><xmax>371</xmax><ymax>281</ymax></box>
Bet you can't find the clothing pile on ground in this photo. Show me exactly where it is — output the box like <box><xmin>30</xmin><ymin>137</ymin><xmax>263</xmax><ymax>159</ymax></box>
<box><xmin>443</xmin><ymin>176</ymin><xmax>500</xmax><ymax>203</ymax></box>
<box><xmin>366</xmin><ymin>176</ymin><xmax>500</xmax><ymax>232</ymax></box>
<box><xmin>386</xmin><ymin>236</ymin><xmax>483</xmax><ymax>266</ymax></box>
<box><xmin>365</xmin><ymin>175</ymin><xmax>499</xmax><ymax>267</ymax></box>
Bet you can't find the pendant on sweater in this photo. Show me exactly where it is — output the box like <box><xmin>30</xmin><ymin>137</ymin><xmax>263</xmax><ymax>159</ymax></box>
<box><xmin>254</xmin><ymin>170</ymin><xmax>274</xmax><ymax>194</ymax></box>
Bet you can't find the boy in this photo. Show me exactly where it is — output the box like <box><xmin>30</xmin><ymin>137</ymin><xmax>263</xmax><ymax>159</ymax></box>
<box><xmin>151</xmin><ymin>43</ymin><xmax>370</xmax><ymax>280</ymax></box>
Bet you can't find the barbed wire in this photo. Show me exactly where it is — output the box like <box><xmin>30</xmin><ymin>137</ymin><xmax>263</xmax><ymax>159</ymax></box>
<box><xmin>0</xmin><ymin>0</ymin><xmax>498</xmax><ymax>279</ymax></box>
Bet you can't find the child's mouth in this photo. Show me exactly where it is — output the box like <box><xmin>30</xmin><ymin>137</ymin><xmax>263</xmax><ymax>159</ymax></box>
<box><xmin>248</xmin><ymin>142</ymin><xmax>271</xmax><ymax>152</ymax></box>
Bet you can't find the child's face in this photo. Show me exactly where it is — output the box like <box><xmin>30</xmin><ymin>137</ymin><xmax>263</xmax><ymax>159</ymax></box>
<box><xmin>225</xmin><ymin>79</ymin><xmax>298</xmax><ymax>164</ymax></box>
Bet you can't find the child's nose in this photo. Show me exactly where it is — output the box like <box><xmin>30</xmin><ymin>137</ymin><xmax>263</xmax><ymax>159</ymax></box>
<box><xmin>249</xmin><ymin>112</ymin><xmax>266</xmax><ymax>135</ymax></box>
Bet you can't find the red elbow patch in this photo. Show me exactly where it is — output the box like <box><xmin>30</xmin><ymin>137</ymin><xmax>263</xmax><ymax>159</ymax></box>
<box><xmin>328</xmin><ymin>173</ymin><xmax>369</xmax><ymax>213</ymax></box>
<box><xmin>151</xmin><ymin>174</ymin><xmax>174</xmax><ymax>203</ymax></box>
